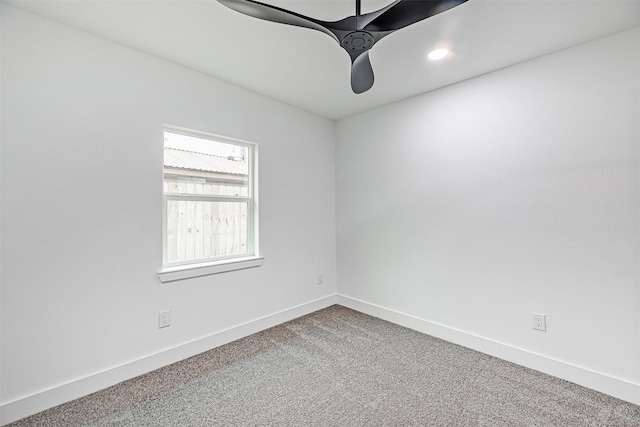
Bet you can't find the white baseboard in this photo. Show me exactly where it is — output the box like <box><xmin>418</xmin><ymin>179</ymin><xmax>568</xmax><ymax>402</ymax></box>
<box><xmin>0</xmin><ymin>295</ymin><xmax>337</xmax><ymax>426</ymax></box>
<box><xmin>4</xmin><ymin>293</ymin><xmax>637</xmax><ymax>425</ymax></box>
<box><xmin>337</xmin><ymin>294</ymin><xmax>640</xmax><ymax>406</ymax></box>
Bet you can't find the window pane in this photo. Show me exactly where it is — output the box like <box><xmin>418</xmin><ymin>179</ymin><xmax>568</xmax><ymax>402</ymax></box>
<box><xmin>164</xmin><ymin>131</ymin><xmax>249</xmax><ymax>196</ymax></box>
<box><xmin>166</xmin><ymin>200</ymin><xmax>248</xmax><ymax>263</ymax></box>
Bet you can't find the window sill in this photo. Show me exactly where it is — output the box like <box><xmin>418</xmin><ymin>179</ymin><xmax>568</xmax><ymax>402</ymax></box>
<box><xmin>158</xmin><ymin>256</ymin><xmax>264</xmax><ymax>283</ymax></box>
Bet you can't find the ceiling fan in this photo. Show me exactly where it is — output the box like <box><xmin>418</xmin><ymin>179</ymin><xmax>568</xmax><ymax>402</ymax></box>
<box><xmin>218</xmin><ymin>0</ymin><xmax>469</xmax><ymax>94</ymax></box>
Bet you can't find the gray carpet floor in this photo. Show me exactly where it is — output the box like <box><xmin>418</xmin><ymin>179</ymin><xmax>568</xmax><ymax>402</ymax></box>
<box><xmin>8</xmin><ymin>305</ymin><xmax>640</xmax><ymax>426</ymax></box>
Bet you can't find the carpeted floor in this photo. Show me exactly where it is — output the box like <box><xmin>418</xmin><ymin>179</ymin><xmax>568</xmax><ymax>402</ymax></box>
<box><xmin>8</xmin><ymin>305</ymin><xmax>640</xmax><ymax>426</ymax></box>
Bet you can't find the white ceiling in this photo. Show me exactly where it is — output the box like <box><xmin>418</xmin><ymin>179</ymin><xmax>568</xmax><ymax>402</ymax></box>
<box><xmin>5</xmin><ymin>0</ymin><xmax>640</xmax><ymax>120</ymax></box>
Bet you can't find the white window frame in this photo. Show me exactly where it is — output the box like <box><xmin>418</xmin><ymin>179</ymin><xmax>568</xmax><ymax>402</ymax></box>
<box><xmin>158</xmin><ymin>126</ymin><xmax>262</xmax><ymax>283</ymax></box>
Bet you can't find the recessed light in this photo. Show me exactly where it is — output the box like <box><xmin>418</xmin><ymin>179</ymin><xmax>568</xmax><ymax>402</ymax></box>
<box><xmin>428</xmin><ymin>48</ymin><xmax>449</xmax><ymax>61</ymax></box>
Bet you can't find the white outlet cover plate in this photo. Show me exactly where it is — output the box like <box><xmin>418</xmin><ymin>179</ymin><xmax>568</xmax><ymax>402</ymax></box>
<box><xmin>158</xmin><ymin>310</ymin><xmax>171</xmax><ymax>329</ymax></box>
<box><xmin>532</xmin><ymin>313</ymin><xmax>546</xmax><ymax>331</ymax></box>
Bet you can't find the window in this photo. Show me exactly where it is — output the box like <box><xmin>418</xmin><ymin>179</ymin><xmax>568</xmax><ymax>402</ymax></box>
<box><xmin>159</xmin><ymin>128</ymin><xmax>260</xmax><ymax>282</ymax></box>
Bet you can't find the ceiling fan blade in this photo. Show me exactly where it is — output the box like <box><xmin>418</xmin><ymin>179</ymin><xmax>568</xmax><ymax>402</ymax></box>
<box><xmin>364</xmin><ymin>0</ymin><xmax>468</xmax><ymax>32</ymax></box>
<box><xmin>218</xmin><ymin>0</ymin><xmax>338</xmax><ymax>42</ymax></box>
<box><xmin>351</xmin><ymin>51</ymin><xmax>374</xmax><ymax>94</ymax></box>
<box><xmin>356</xmin><ymin>0</ymin><xmax>401</xmax><ymax>29</ymax></box>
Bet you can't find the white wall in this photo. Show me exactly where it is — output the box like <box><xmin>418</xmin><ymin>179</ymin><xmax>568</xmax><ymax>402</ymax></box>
<box><xmin>0</xmin><ymin>5</ymin><xmax>336</xmax><ymax>423</ymax></box>
<box><xmin>336</xmin><ymin>27</ymin><xmax>640</xmax><ymax>403</ymax></box>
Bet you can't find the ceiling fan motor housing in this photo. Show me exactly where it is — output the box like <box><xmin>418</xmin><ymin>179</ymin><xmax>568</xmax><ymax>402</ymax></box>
<box><xmin>342</xmin><ymin>31</ymin><xmax>375</xmax><ymax>51</ymax></box>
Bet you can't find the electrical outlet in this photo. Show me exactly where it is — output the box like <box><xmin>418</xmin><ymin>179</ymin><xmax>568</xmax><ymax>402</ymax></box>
<box><xmin>532</xmin><ymin>313</ymin><xmax>546</xmax><ymax>332</ymax></box>
<box><xmin>317</xmin><ymin>273</ymin><xmax>324</xmax><ymax>285</ymax></box>
<box><xmin>158</xmin><ymin>310</ymin><xmax>171</xmax><ymax>329</ymax></box>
